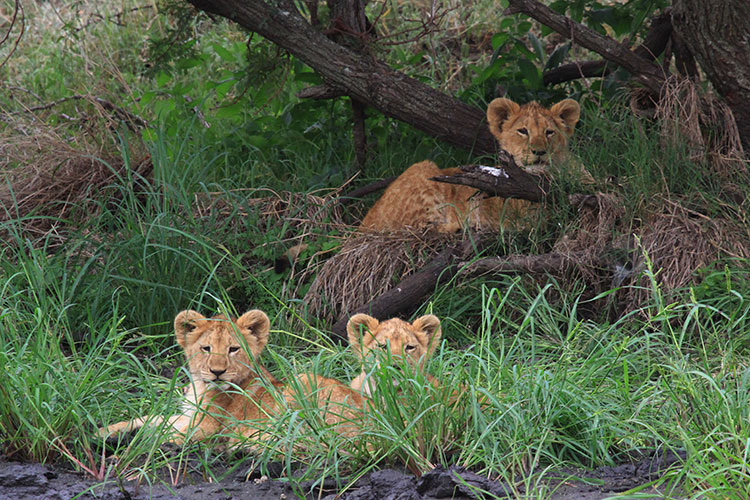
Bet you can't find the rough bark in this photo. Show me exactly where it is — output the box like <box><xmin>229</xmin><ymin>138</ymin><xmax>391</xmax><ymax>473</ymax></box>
<box><xmin>463</xmin><ymin>251</ymin><xmax>591</xmax><ymax>277</ymax></box>
<box><xmin>671</xmin><ymin>0</ymin><xmax>750</xmax><ymax>151</ymax></box>
<box><xmin>431</xmin><ymin>160</ymin><xmax>548</xmax><ymax>202</ymax></box>
<box><xmin>186</xmin><ymin>0</ymin><xmax>498</xmax><ymax>155</ymax></box>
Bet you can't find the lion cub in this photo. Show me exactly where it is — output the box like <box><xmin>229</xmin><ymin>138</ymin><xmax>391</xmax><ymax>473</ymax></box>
<box><xmin>284</xmin><ymin>314</ymin><xmax>442</xmax><ymax>438</ymax></box>
<box><xmin>347</xmin><ymin>313</ymin><xmax>442</xmax><ymax>396</ymax></box>
<box><xmin>99</xmin><ymin>309</ymin><xmax>283</xmax><ymax>444</ymax></box>
<box><xmin>360</xmin><ymin>97</ymin><xmax>584</xmax><ymax>233</ymax></box>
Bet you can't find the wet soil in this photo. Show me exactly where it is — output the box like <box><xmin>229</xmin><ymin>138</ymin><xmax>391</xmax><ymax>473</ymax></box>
<box><xmin>0</xmin><ymin>449</ymin><xmax>685</xmax><ymax>500</ymax></box>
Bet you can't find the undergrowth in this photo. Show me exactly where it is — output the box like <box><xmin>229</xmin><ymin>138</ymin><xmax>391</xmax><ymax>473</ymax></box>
<box><xmin>1</xmin><ymin>1</ymin><xmax>749</xmax><ymax>499</ymax></box>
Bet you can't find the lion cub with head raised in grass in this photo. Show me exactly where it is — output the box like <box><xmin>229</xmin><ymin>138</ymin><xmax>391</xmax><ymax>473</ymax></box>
<box><xmin>284</xmin><ymin>314</ymin><xmax>442</xmax><ymax>438</ymax></box>
<box><xmin>360</xmin><ymin>97</ymin><xmax>584</xmax><ymax>233</ymax></box>
<box><xmin>99</xmin><ymin>309</ymin><xmax>283</xmax><ymax>444</ymax></box>
<box><xmin>348</xmin><ymin>313</ymin><xmax>442</xmax><ymax>397</ymax></box>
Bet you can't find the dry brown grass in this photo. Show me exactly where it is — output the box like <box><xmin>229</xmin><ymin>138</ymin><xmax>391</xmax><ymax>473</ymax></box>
<box><xmin>302</xmin><ymin>228</ymin><xmax>457</xmax><ymax>323</ymax></box>
<box><xmin>656</xmin><ymin>76</ymin><xmax>746</xmax><ymax>178</ymax></box>
<box><xmin>555</xmin><ymin>190</ymin><xmax>749</xmax><ymax>311</ymax></box>
<box><xmin>0</xmin><ymin>116</ymin><xmax>151</xmax><ymax>246</ymax></box>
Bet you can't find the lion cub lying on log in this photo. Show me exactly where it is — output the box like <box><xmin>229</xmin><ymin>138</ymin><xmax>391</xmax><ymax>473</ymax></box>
<box><xmin>361</xmin><ymin>97</ymin><xmax>584</xmax><ymax>233</ymax></box>
<box><xmin>98</xmin><ymin>309</ymin><xmax>283</xmax><ymax>444</ymax></box>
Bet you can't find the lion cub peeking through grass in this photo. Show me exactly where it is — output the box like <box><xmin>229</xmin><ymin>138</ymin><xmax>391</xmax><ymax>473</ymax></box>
<box><xmin>98</xmin><ymin>309</ymin><xmax>283</xmax><ymax>445</ymax></box>
<box><xmin>347</xmin><ymin>313</ymin><xmax>442</xmax><ymax>397</ymax></box>
<box><xmin>361</xmin><ymin>97</ymin><xmax>587</xmax><ymax>233</ymax></box>
<box><xmin>283</xmin><ymin>313</ymin><xmax>444</xmax><ymax>439</ymax></box>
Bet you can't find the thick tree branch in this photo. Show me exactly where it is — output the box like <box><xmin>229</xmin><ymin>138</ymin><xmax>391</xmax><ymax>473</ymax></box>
<box><xmin>506</xmin><ymin>0</ymin><xmax>666</xmax><ymax>94</ymax></box>
<box><xmin>543</xmin><ymin>10</ymin><xmax>672</xmax><ymax>86</ymax></box>
<box><xmin>329</xmin><ymin>239</ymin><xmax>479</xmax><ymax>340</ymax></box>
<box><xmin>462</xmin><ymin>251</ymin><xmax>591</xmax><ymax>277</ymax></box>
<box><xmin>186</xmin><ymin>0</ymin><xmax>497</xmax><ymax>154</ymax></box>
<box><xmin>431</xmin><ymin>152</ymin><xmax>548</xmax><ymax>202</ymax></box>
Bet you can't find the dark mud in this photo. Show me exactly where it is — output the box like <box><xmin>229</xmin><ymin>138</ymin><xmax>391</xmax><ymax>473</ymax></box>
<box><xmin>0</xmin><ymin>449</ymin><xmax>685</xmax><ymax>500</ymax></box>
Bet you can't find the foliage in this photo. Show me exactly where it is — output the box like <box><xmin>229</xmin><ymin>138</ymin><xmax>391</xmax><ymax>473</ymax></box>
<box><xmin>0</xmin><ymin>0</ymin><xmax>749</xmax><ymax>498</ymax></box>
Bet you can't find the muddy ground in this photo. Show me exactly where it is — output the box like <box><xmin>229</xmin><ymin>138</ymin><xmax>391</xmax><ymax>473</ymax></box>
<box><xmin>0</xmin><ymin>449</ymin><xmax>686</xmax><ymax>500</ymax></box>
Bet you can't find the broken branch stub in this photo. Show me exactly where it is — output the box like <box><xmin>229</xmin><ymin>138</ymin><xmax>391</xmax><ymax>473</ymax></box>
<box><xmin>431</xmin><ymin>151</ymin><xmax>548</xmax><ymax>202</ymax></box>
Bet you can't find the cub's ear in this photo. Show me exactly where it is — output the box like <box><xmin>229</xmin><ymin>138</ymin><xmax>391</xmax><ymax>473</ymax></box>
<box><xmin>550</xmin><ymin>99</ymin><xmax>580</xmax><ymax>137</ymax></box>
<box><xmin>236</xmin><ymin>309</ymin><xmax>271</xmax><ymax>351</ymax></box>
<box><xmin>411</xmin><ymin>314</ymin><xmax>442</xmax><ymax>354</ymax></box>
<box><xmin>175</xmin><ymin>310</ymin><xmax>206</xmax><ymax>349</ymax></box>
<box><xmin>487</xmin><ymin>98</ymin><xmax>521</xmax><ymax>140</ymax></box>
<box><xmin>347</xmin><ymin>314</ymin><xmax>380</xmax><ymax>356</ymax></box>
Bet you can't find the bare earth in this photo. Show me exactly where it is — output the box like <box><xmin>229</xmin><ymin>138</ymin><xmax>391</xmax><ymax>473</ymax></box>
<box><xmin>0</xmin><ymin>449</ymin><xmax>685</xmax><ymax>500</ymax></box>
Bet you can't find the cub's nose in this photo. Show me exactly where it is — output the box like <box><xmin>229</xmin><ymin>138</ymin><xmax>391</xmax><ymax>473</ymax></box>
<box><xmin>210</xmin><ymin>368</ymin><xmax>226</xmax><ymax>378</ymax></box>
<box><xmin>531</xmin><ymin>149</ymin><xmax>547</xmax><ymax>157</ymax></box>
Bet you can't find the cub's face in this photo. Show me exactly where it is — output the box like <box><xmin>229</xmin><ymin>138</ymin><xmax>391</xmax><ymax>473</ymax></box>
<box><xmin>487</xmin><ymin>98</ymin><xmax>580</xmax><ymax>169</ymax></box>
<box><xmin>347</xmin><ymin>314</ymin><xmax>442</xmax><ymax>371</ymax></box>
<box><xmin>174</xmin><ymin>309</ymin><xmax>270</xmax><ymax>385</ymax></box>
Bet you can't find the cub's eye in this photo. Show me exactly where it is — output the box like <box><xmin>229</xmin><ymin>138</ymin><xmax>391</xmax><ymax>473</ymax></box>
<box><xmin>545</xmin><ymin>129</ymin><xmax>555</xmax><ymax>137</ymax></box>
<box><xmin>200</xmin><ymin>345</ymin><xmax>211</xmax><ymax>353</ymax></box>
<box><xmin>376</xmin><ymin>343</ymin><xmax>387</xmax><ymax>350</ymax></box>
<box><xmin>228</xmin><ymin>346</ymin><xmax>241</xmax><ymax>354</ymax></box>
<box><xmin>517</xmin><ymin>127</ymin><xmax>528</xmax><ymax>136</ymax></box>
<box><xmin>405</xmin><ymin>345</ymin><xmax>417</xmax><ymax>352</ymax></box>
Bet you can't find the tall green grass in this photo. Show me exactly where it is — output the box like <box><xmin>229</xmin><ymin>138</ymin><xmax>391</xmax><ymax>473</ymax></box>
<box><xmin>1</xmin><ymin>1</ymin><xmax>750</xmax><ymax>499</ymax></box>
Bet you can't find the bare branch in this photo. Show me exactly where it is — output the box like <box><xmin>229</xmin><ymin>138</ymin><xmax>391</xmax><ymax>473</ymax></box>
<box><xmin>506</xmin><ymin>0</ymin><xmax>666</xmax><ymax>94</ymax></box>
<box><xmin>0</xmin><ymin>1</ymin><xmax>24</xmax><ymax>72</ymax></box>
<box><xmin>543</xmin><ymin>9</ymin><xmax>673</xmax><ymax>87</ymax></box>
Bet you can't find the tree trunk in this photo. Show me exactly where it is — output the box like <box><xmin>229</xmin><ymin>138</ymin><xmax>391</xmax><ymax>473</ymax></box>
<box><xmin>671</xmin><ymin>0</ymin><xmax>750</xmax><ymax>152</ymax></box>
<box><xmin>186</xmin><ymin>0</ymin><xmax>498</xmax><ymax>155</ymax></box>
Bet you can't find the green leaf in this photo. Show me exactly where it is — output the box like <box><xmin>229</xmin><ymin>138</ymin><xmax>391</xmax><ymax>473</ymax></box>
<box><xmin>139</xmin><ymin>91</ymin><xmax>155</xmax><ymax>106</ymax></box>
<box><xmin>518</xmin><ymin>59</ymin><xmax>541</xmax><ymax>88</ymax></box>
<box><xmin>528</xmin><ymin>33</ymin><xmax>545</xmax><ymax>64</ymax></box>
<box><xmin>176</xmin><ymin>56</ymin><xmax>203</xmax><ymax>70</ymax></box>
<box><xmin>155</xmin><ymin>71</ymin><xmax>171</xmax><ymax>88</ymax></box>
<box><xmin>246</xmin><ymin>135</ymin><xmax>268</xmax><ymax>148</ymax></box>
<box><xmin>212</xmin><ymin>43</ymin><xmax>235</xmax><ymax>62</ymax></box>
<box><xmin>544</xmin><ymin>42</ymin><xmax>570</xmax><ymax>71</ymax></box>
<box><xmin>215</xmin><ymin>101</ymin><xmax>244</xmax><ymax>119</ymax></box>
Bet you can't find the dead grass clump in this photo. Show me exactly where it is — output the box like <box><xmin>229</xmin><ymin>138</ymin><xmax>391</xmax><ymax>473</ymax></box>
<box><xmin>624</xmin><ymin>199</ymin><xmax>750</xmax><ymax>307</ymax></box>
<box><xmin>554</xmin><ymin>192</ymin><xmax>626</xmax><ymax>284</ymax></box>
<box><xmin>556</xmin><ymin>191</ymin><xmax>749</xmax><ymax>311</ymax></box>
<box><xmin>302</xmin><ymin>228</ymin><xmax>456</xmax><ymax>323</ymax></box>
<box><xmin>0</xmin><ymin>121</ymin><xmax>151</xmax><ymax>246</ymax></box>
<box><xmin>656</xmin><ymin>76</ymin><xmax>746</xmax><ymax>178</ymax></box>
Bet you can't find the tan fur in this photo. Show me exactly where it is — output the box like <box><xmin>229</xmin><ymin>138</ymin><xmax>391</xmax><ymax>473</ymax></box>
<box><xmin>283</xmin><ymin>314</ymin><xmax>443</xmax><ymax>439</ymax></box>
<box><xmin>98</xmin><ymin>310</ymin><xmax>283</xmax><ymax>444</ymax></box>
<box><xmin>285</xmin><ymin>373</ymin><xmax>368</xmax><ymax>439</ymax></box>
<box><xmin>360</xmin><ymin>98</ymin><xmax>584</xmax><ymax>233</ymax></box>
<box><xmin>347</xmin><ymin>314</ymin><xmax>442</xmax><ymax>396</ymax></box>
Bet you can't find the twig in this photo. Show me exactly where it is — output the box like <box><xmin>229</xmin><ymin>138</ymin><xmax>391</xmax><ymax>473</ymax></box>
<box><xmin>20</xmin><ymin>94</ymin><xmax>148</xmax><ymax>130</ymax></box>
<box><xmin>336</xmin><ymin>176</ymin><xmax>397</xmax><ymax>205</ymax></box>
<box><xmin>0</xmin><ymin>0</ymin><xmax>24</xmax><ymax>72</ymax></box>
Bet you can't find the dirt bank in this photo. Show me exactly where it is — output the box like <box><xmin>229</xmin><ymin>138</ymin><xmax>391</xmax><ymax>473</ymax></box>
<box><xmin>0</xmin><ymin>449</ymin><xmax>685</xmax><ymax>500</ymax></box>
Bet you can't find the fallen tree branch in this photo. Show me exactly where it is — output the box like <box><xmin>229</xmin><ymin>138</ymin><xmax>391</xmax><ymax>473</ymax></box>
<box><xmin>18</xmin><ymin>94</ymin><xmax>148</xmax><ymax>131</ymax></box>
<box><xmin>329</xmin><ymin>238</ymin><xmax>479</xmax><ymax>340</ymax></box>
<box><xmin>506</xmin><ymin>0</ymin><xmax>666</xmax><ymax>94</ymax></box>
<box><xmin>431</xmin><ymin>159</ymin><xmax>548</xmax><ymax>202</ymax></box>
<box><xmin>461</xmin><ymin>251</ymin><xmax>593</xmax><ymax>277</ymax></box>
<box><xmin>337</xmin><ymin>175</ymin><xmax>397</xmax><ymax>205</ymax></box>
